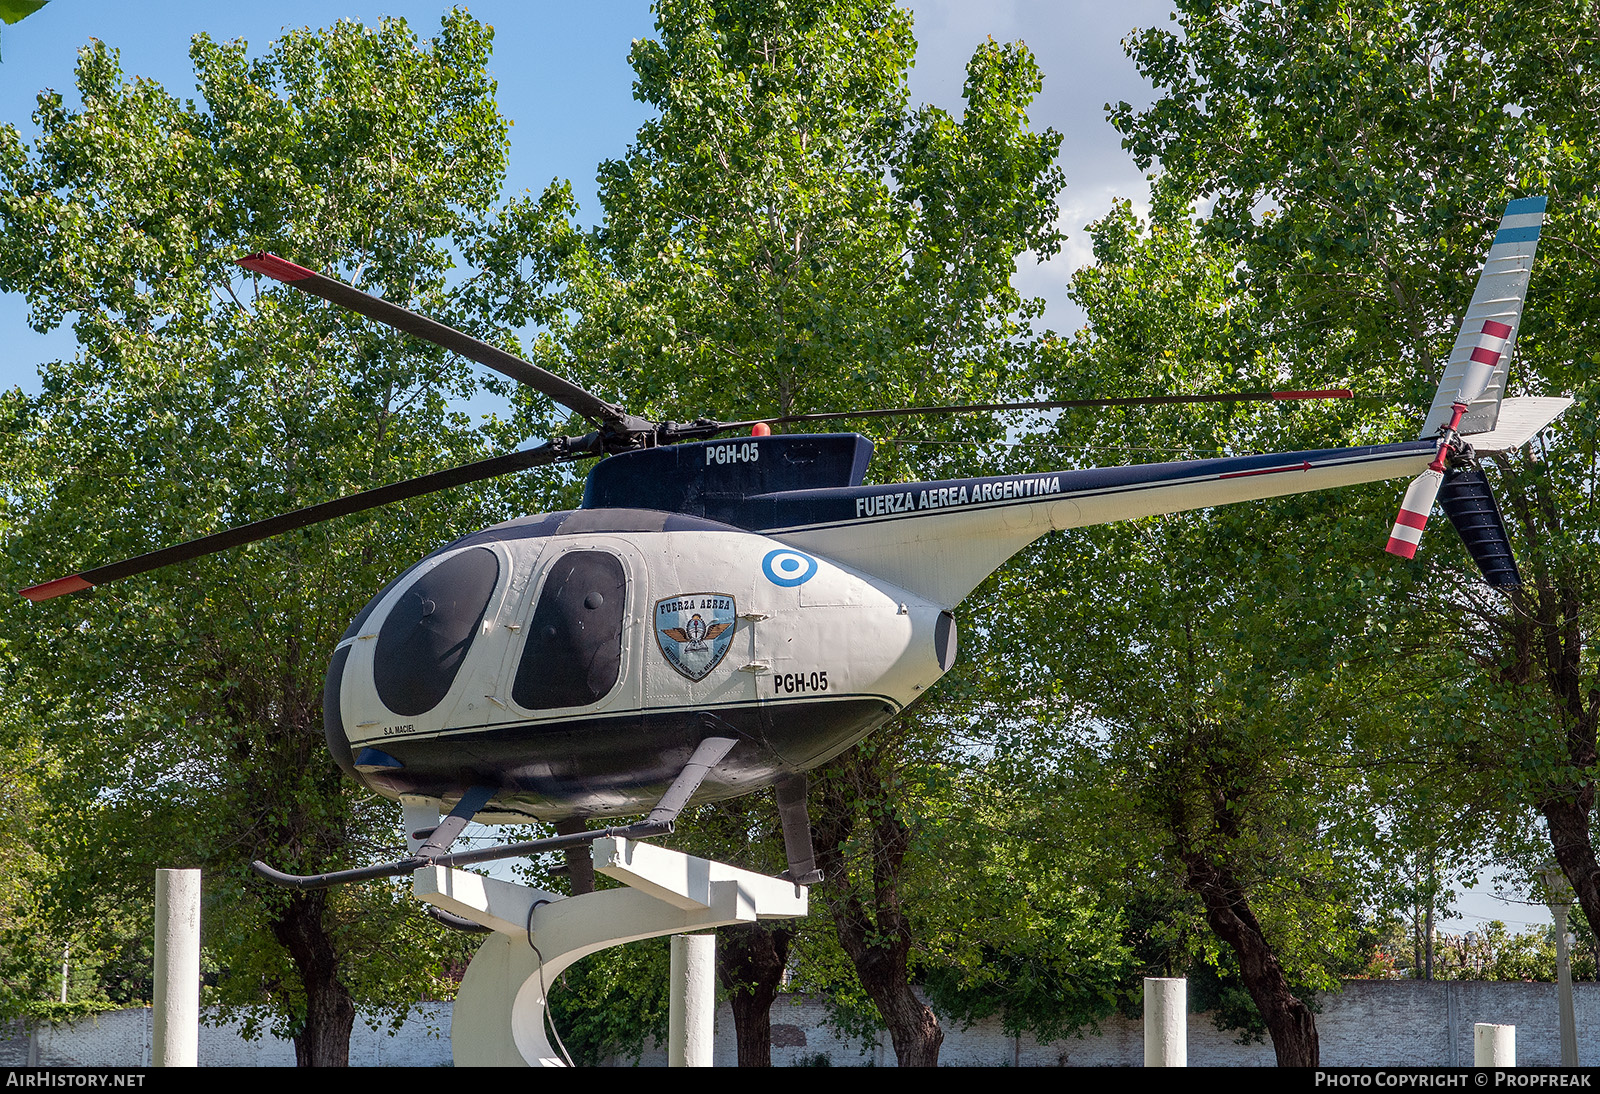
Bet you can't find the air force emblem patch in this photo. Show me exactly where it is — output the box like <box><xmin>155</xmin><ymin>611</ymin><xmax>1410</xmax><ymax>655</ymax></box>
<box><xmin>654</xmin><ymin>593</ymin><xmax>737</xmax><ymax>681</ymax></box>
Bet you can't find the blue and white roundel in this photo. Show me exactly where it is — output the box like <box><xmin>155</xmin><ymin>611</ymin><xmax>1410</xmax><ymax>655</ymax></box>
<box><xmin>762</xmin><ymin>548</ymin><xmax>817</xmax><ymax>587</ymax></box>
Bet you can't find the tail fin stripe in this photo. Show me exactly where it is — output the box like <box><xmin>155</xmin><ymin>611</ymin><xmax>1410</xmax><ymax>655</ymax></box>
<box><xmin>1493</xmin><ymin>224</ymin><xmax>1542</xmax><ymax>245</ymax></box>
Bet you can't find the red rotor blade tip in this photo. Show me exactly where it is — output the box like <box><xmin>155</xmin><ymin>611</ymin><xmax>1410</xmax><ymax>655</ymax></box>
<box><xmin>19</xmin><ymin>575</ymin><xmax>94</xmax><ymax>601</ymax></box>
<box><xmin>236</xmin><ymin>253</ymin><xmax>316</xmax><ymax>282</ymax></box>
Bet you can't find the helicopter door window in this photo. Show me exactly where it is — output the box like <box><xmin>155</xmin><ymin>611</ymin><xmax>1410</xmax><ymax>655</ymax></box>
<box><xmin>374</xmin><ymin>547</ymin><xmax>501</xmax><ymax>717</ymax></box>
<box><xmin>512</xmin><ymin>550</ymin><xmax>627</xmax><ymax>710</ymax></box>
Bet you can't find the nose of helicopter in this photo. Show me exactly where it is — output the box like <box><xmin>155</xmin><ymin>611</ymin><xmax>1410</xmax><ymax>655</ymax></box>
<box><xmin>323</xmin><ymin>507</ymin><xmax>955</xmax><ymax>822</ymax></box>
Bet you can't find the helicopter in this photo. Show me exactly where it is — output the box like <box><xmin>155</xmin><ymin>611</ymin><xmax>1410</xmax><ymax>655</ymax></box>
<box><xmin>20</xmin><ymin>196</ymin><xmax>1568</xmax><ymax>891</ymax></box>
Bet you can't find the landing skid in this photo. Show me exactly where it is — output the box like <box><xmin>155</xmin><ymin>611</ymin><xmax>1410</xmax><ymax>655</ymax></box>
<box><xmin>252</xmin><ymin>737</ymin><xmax>740</xmax><ymax>890</ymax></box>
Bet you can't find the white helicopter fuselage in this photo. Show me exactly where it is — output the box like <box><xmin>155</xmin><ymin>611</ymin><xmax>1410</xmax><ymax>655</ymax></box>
<box><xmin>326</xmin><ymin>431</ymin><xmax>1442</xmax><ymax>823</ymax></box>
<box><xmin>332</xmin><ymin>519</ymin><xmax>950</xmax><ymax>822</ymax></box>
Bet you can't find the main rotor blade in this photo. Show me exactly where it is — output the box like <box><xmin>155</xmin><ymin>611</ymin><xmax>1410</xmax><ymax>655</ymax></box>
<box><xmin>236</xmin><ymin>253</ymin><xmax>626</xmax><ymax>426</ymax></box>
<box><xmin>20</xmin><ymin>440</ymin><xmax>585</xmax><ymax>601</ymax></box>
<box><xmin>715</xmin><ymin>389</ymin><xmax>1354</xmax><ymax>432</ymax></box>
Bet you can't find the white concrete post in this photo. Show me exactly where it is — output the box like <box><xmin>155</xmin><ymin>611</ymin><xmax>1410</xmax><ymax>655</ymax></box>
<box><xmin>152</xmin><ymin>868</ymin><xmax>201</xmax><ymax>1067</ymax></box>
<box><xmin>1553</xmin><ymin>903</ymin><xmax>1579</xmax><ymax>1066</ymax></box>
<box><xmin>1144</xmin><ymin>976</ymin><xmax>1186</xmax><ymax>1067</ymax></box>
<box><xmin>669</xmin><ymin>933</ymin><xmax>717</xmax><ymax>1067</ymax></box>
<box><xmin>402</xmin><ymin>798</ymin><xmax>440</xmax><ymax>854</ymax></box>
<box><xmin>1474</xmin><ymin>1023</ymin><xmax>1515</xmax><ymax>1066</ymax></box>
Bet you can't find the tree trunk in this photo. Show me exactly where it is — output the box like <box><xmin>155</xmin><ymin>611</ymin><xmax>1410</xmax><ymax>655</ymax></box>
<box><xmin>1545</xmin><ymin>795</ymin><xmax>1600</xmax><ymax>941</ymax></box>
<box><xmin>554</xmin><ymin>816</ymin><xmax>596</xmax><ymax>895</ymax></box>
<box><xmin>849</xmin><ymin>949</ymin><xmax>942</xmax><ymax>1067</ymax></box>
<box><xmin>717</xmin><ymin>921</ymin><xmax>792</xmax><ymax>1067</ymax></box>
<box><xmin>1180</xmin><ymin>853</ymin><xmax>1319</xmax><ymax>1067</ymax></box>
<box><xmin>1501</xmin><ymin>475</ymin><xmax>1600</xmax><ymax>942</ymax></box>
<box><xmin>813</xmin><ymin>750</ymin><xmax>943</xmax><ymax>1067</ymax></box>
<box><xmin>268</xmin><ymin>891</ymin><xmax>356</xmax><ymax>1067</ymax></box>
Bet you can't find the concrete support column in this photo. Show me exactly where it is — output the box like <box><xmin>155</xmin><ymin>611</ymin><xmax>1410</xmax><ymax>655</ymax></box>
<box><xmin>1474</xmin><ymin>1023</ymin><xmax>1515</xmax><ymax>1067</ymax></box>
<box><xmin>669</xmin><ymin>933</ymin><xmax>716</xmax><ymax>1067</ymax></box>
<box><xmin>153</xmin><ymin>868</ymin><xmax>201</xmax><ymax>1067</ymax></box>
<box><xmin>1543</xmin><ymin>867</ymin><xmax>1579</xmax><ymax>1066</ymax></box>
<box><xmin>440</xmin><ymin>839</ymin><xmax>806</xmax><ymax>1066</ymax></box>
<box><xmin>1553</xmin><ymin>904</ymin><xmax>1578</xmax><ymax>1066</ymax></box>
<box><xmin>1144</xmin><ymin>976</ymin><xmax>1186</xmax><ymax>1067</ymax></box>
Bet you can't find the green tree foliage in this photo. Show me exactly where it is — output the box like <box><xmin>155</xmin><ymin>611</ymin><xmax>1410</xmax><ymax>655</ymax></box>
<box><xmin>0</xmin><ymin>715</ymin><xmax>54</xmax><ymax>1020</ymax></box>
<box><xmin>911</xmin><ymin>733</ymin><xmax>1139</xmax><ymax>1044</ymax></box>
<box><xmin>1406</xmin><ymin>919</ymin><xmax>1599</xmax><ymax>982</ymax></box>
<box><xmin>0</xmin><ymin>15</ymin><xmax>555</xmax><ymax>1063</ymax></box>
<box><xmin>969</xmin><ymin>191</ymin><xmax>1432</xmax><ymax>1065</ymax></box>
<box><xmin>544</xmin><ymin>940</ymin><xmax>671</xmax><ymax>1066</ymax></box>
<box><xmin>543</xmin><ymin>0</ymin><xmax>1061</xmax><ymax>473</ymax></box>
<box><xmin>1109</xmin><ymin>0</ymin><xmax>1600</xmax><ymax>960</ymax></box>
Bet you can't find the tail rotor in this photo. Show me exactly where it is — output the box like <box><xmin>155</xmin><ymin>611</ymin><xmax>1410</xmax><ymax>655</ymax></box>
<box><xmin>1385</xmin><ymin>467</ymin><xmax>1445</xmax><ymax>561</ymax></box>
<box><xmin>1381</xmin><ymin>196</ymin><xmax>1565</xmax><ymax>585</ymax></box>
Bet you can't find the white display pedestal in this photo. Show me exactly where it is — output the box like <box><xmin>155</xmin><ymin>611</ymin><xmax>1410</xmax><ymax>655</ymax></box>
<box><xmin>412</xmin><ymin>836</ymin><xmax>808</xmax><ymax>1067</ymax></box>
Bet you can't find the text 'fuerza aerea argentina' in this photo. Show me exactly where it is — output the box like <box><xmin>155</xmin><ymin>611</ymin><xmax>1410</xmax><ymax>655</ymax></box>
<box><xmin>855</xmin><ymin>475</ymin><xmax>1064</xmax><ymax>518</ymax></box>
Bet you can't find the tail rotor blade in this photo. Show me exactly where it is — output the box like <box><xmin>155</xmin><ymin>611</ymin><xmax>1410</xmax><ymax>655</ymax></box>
<box><xmin>1384</xmin><ymin>468</ymin><xmax>1445</xmax><ymax>560</ymax></box>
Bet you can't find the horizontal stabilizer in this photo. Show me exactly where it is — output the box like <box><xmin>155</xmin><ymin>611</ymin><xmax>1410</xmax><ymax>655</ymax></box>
<box><xmin>1459</xmin><ymin>395</ymin><xmax>1572</xmax><ymax>453</ymax></box>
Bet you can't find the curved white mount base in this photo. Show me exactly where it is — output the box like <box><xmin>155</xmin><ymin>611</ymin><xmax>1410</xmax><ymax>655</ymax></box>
<box><xmin>411</xmin><ymin>836</ymin><xmax>808</xmax><ymax>1066</ymax></box>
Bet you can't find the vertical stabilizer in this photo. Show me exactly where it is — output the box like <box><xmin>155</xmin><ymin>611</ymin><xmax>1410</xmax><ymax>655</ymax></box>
<box><xmin>1419</xmin><ymin>196</ymin><xmax>1545</xmax><ymax>438</ymax></box>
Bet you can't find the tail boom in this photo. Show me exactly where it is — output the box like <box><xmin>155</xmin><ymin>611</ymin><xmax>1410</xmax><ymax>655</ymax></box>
<box><xmin>771</xmin><ymin>441</ymin><xmax>1437</xmax><ymax>607</ymax></box>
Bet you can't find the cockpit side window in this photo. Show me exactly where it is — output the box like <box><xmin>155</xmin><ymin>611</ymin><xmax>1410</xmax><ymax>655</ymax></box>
<box><xmin>375</xmin><ymin>547</ymin><xmax>501</xmax><ymax>717</ymax></box>
<box><xmin>512</xmin><ymin>550</ymin><xmax>627</xmax><ymax>710</ymax></box>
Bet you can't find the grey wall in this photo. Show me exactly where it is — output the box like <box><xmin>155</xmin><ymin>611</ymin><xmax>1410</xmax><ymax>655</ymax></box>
<box><xmin>3</xmin><ymin>981</ymin><xmax>1594</xmax><ymax>1067</ymax></box>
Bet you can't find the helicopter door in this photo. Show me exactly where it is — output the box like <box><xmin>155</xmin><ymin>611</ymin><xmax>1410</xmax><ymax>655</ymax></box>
<box><xmin>507</xmin><ymin>547</ymin><xmax>634</xmax><ymax>712</ymax></box>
